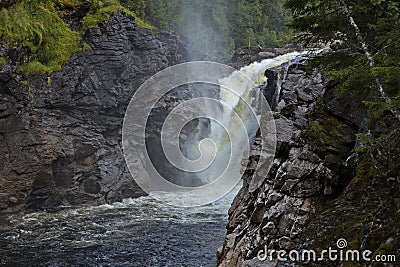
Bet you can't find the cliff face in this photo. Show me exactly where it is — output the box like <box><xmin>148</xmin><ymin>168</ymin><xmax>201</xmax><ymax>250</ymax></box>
<box><xmin>217</xmin><ymin>58</ymin><xmax>400</xmax><ymax>266</ymax></box>
<box><xmin>216</xmin><ymin>59</ymin><xmax>342</xmax><ymax>266</ymax></box>
<box><xmin>1</xmin><ymin>11</ymin><xmax>398</xmax><ymax>264</ymax></box>
<box><xmin>0</xmin><ymin>13</ymin><xmax>189</xmax><ymax>212</ymax></box>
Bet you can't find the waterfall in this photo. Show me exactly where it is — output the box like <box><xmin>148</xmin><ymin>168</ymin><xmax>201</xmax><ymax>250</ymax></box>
<box><xmin>194</xmin><ymin>51</ymin><xmax>309</xmax><ymax>186</ymax></box>
<box><xmin>123</xmin><ymin>51</ymin><xmax>311</xmax><ymax>207</ymax></box>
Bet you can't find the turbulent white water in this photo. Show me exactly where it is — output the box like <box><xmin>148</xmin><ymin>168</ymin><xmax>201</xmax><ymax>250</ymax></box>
<box><xmin>0</xmin><ymin>186</ymin><xmax>241</xmax><ymax>266</ymax></box>
<box><xmin>194</xmin><ymin>51</ymin><xmax>308</xmax><ymax>186</ymax></box>
<box><xmin>1</xmin><ymin>51</ymin><xmax>313</xmax><ymax>266</ymax></box>
<box><xmin>123</xmin><ymin>51</ymin><xmax>310</xmax><ymax>206</ymax></box>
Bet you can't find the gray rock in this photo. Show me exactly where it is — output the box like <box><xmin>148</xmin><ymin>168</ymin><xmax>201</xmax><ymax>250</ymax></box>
<box><xmin>218</xmin><ymin>59</ymin><xmax>361</xmax><ymax>267</ymax></box>
<box><xmin>287</xmin><ymin>158</ymin><xmax>319</xmax><ymax>179</ymax></box>
<box><xmin>0</xmin><ymin>13</ymin><xmax>190</xmax><ymax>211</ymax></box>
<box><xmin>258</xmin><ymin>52</ymin><xmax>276</xmax><ymax>59</ymax></box>
<box><xmin>242</xmin><ymin>257</ymin><xmax>277</xmax><ymax>267</ymax></box>
<box><xmin>262</xmin><ymin>221</ymin><xmax>276</xmax><ymax>235</ymax></box>
<box><xmin>9</xmin><ymin>197</ymin><xmax>18</xmax><ymax>204</ymax></box>
<box><xmin>278</xmin><ymin>236</ymin><xmax>295</xmax><ymax>250</ymax></box>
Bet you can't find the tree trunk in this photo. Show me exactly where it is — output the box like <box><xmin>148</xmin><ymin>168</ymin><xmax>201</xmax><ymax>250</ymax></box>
<box><xmin>338</xmin><ymin>0</ymin><xmax>400</xmax><ymax>120</ymax></box>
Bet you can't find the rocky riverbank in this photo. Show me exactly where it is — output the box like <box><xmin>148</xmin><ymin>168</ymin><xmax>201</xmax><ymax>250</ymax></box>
<box><xmin>0</xmin><ymin>13</ymin><xmax>189</xmax><ymax>212</ymax></box>
<box><xmin>217</xmin><ymin>53</ymin><xmax>400</xmax><ymax>267</ymax></box>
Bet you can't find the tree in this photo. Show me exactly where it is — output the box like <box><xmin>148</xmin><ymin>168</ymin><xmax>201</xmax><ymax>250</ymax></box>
<box><xmin>285</xmin><ymin>0</ymin><xmax>400</xmax><ymax>121</ymax></box>
<box><xmin>337</xmin><ymin>0</ymin><xmax>399</xmax><ymax>119</ymax></box>
<box><xmin>120</xmin><ymin>0</ymin><xmax>147</xmax><ymax>19</ymax></box>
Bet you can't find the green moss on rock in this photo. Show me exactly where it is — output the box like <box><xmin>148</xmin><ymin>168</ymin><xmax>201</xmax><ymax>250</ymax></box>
<box><xmin>0</xmin><ymin>0</ymin><xmax>153</xmax><ymax>75</ymax></box>
<box><xmin>53</xmin><ymin>0</ymin><xmax>82</xmax><ymax>8</ymax></box>
<box><xmin>0</xmin><ymin>0</ymin><xmax>81</xmax><ymax>75</ymax></box>
<box><xmin>0</xmin><ymin>56</ymin><xmax>6</xmax><ymax>66</ymax></box>
<box><xmin>299</xmin><ymin>125</ymin><xmax>400</xmax><ymax>267</ymax></box>
<box><xmin>81</xmin><ymin>0</ymin><xmax>153</xmax><ymax>33</ymax></box>
<box><xmin>305</xmin><ymin>99</ymin><xmax>356</xmax><ymax>159</ymax></box>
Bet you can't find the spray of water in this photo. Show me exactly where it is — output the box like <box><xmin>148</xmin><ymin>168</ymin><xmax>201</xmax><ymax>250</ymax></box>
<box><xmin>195</xmin><ymin>51</ymin><xmax>308</xmax><ymax>187</ymax></box>
<box><xmin>123</xmin><ymin>51</ymin><xmax>310</xmax><ymax>206</ymax></box>
<box><xmin>178</xmin><ymin>0</ymin><xmax>232</xmax><ymax>59</ymax></box>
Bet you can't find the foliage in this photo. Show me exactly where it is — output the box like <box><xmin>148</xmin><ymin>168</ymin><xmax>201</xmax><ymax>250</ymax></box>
<box><xmin>143</xmin><ymin>0</ymin><xmax>233</xmax><ymax>58</ymax></box>
<box><xmin>285</xmin><ymin>0</ymin><xmax>400</xmax><ymax>121</ymax></box>
<box><xmin>228</xmin><ymin>0</ymin><xmax>293</xmax><ymax>48</ymax></box>
<box><xmin>52</xmin><ymin>0</ymin><xmax>82</xmax><ymax>8</ymax></box>
<box><xmin>81</xmin><ymin>0</ymin><xmax>153</xmax><ymax>32</ymax></box>
<box><xmin>0</xmin><ymin>0</ymin><xmax>81</xmax><ymax>74</ymax></box>
<box><xmin>0</xmin><ymin>0</ymin><xmax>18</xmax><ymax>9</ymax></box>
<box><xmin>120</xmin><ymin>0</ymin><xmax>146</xmax><ymax>19</ymax></box>
<box><xmin>18</xmin><ymin>60</ymin><xmax>53</xmax><ymax>74</ymax></box>
<box><xmin>355</xmin><ymin>133</ymin><xmax>373</xmax><ymax>152</ymax></box>
<box><xmin>0</xmin><ymin>0</ymin><xmax>152</xmax><ymax>75</ymax></box>
<box><xmin>0</xmin><ymin>0</ymin><xmax>294</xmax><ymax>72</ymax></box>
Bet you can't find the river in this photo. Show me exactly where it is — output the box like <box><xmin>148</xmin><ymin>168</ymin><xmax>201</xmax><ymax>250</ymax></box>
<box><xmin>0</xmin><ymin>187</ymin><xmax>240</xmax><ymax>266</ymax></box>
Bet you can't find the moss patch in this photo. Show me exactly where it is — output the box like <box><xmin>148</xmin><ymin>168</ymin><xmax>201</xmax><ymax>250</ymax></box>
<box><xmin>0</xmin><ymin>56</ymin><xmax>6</xmax><ymax>66</ymax></box>
<box><xmin>0</xmin><ymin>0</ymin><xmax>81</xmax><ymax>75</ymax></box>
<box><xmin>299</xmin><ymin>125</ymin><xmax>400</xmax><ymax>266</ymax></box>
<box><xmin>0</xmin><ymin>0</ymin><xmax>153</xmax><ymax>75</ymax></box>
<box><xmin>53</xmin><ymin>0</ymin><xmax>83</xmax><ymax>8</ymax></box>
<box><xmin>304</xmin><ymin>99</ymin><xmax>356</xmax><ymax>159</ymax></box>
<box><xmin>81</xmin><ymin>0</ymin><xmax>153</xmax><ymax>33</ymax></box>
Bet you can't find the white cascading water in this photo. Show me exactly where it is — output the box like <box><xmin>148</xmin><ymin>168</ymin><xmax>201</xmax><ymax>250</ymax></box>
<box><xmin>144</xmin><ymin>51</ymin><xmax>312</xmax><ymax>206</ymax></box>
<box><xmin>194</xmin><ymin>51</ymin><xmax>308</xmax><ymax>186</ymax></box>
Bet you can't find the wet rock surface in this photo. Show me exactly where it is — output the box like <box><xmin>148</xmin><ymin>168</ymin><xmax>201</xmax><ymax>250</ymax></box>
<box><xmin>217</xmin><ymin>59</ymin><xmax>365</xmax><ymax>267</ymax></box>
<box><xmin>0</xmin><ymin>13</ymin><xmax>189</xmax><ymax>211</ymax></box>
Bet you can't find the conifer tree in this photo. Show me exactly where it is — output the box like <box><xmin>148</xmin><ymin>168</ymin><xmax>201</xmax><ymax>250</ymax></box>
<box><xmin>285</xmin><ymin>0</ymin><xmax>400</xmax><ymax>121</ymax></box>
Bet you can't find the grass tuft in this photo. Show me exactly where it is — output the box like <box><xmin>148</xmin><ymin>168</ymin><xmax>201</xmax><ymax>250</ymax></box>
<box><xmin>0</xmin><ymin>0</ymin><xmax>154</xmax><ymax>75</ymax></box>
<box><xmin>0</xmin><ymin>56</ymin><xmax>6</xmax><ymax>66</ymax></box>
<box><xmin>81</xmin><ymin>0</ymin><xmax>153</xmax><ymax>32</ymax></box>
<box><xmin>0</xmin><ymin>0</ymin><xmax>80</xmax><ymax>75</ymax></box>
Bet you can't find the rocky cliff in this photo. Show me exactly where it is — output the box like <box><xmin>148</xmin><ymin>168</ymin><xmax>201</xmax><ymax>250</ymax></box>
<box><xmin>1</xmin><ymin>10</ymin><xmax>398</xmax><ymax>266</ymax></box>
<box><xmin>0</xmin><ymin>13</ymin><xmax>189</xmax><ymax>212</ymax></box>
<box><xmin>217</xmin><ymin>56</ymin><xmax>400</xmax><ymax>266</ymax></box>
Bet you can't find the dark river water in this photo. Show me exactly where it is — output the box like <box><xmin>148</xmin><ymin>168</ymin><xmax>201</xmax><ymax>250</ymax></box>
<box><xmin>0</xmin><ymin>188</ymin><xmax>239</xmax><ymax>266</ymax></box>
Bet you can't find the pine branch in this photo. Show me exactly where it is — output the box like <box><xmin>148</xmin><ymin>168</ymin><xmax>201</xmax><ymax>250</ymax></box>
<box><xmin>338</xmin><ymin>0</ymin><xmax>400</xmax><ymax>120</ymax></box>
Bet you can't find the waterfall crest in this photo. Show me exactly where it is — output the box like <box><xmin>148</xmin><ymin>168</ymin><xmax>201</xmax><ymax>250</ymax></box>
<box><xmin>194</xmin><ymin>51</ymin><xmax>309</xmax><ymax>187</ymax></box>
